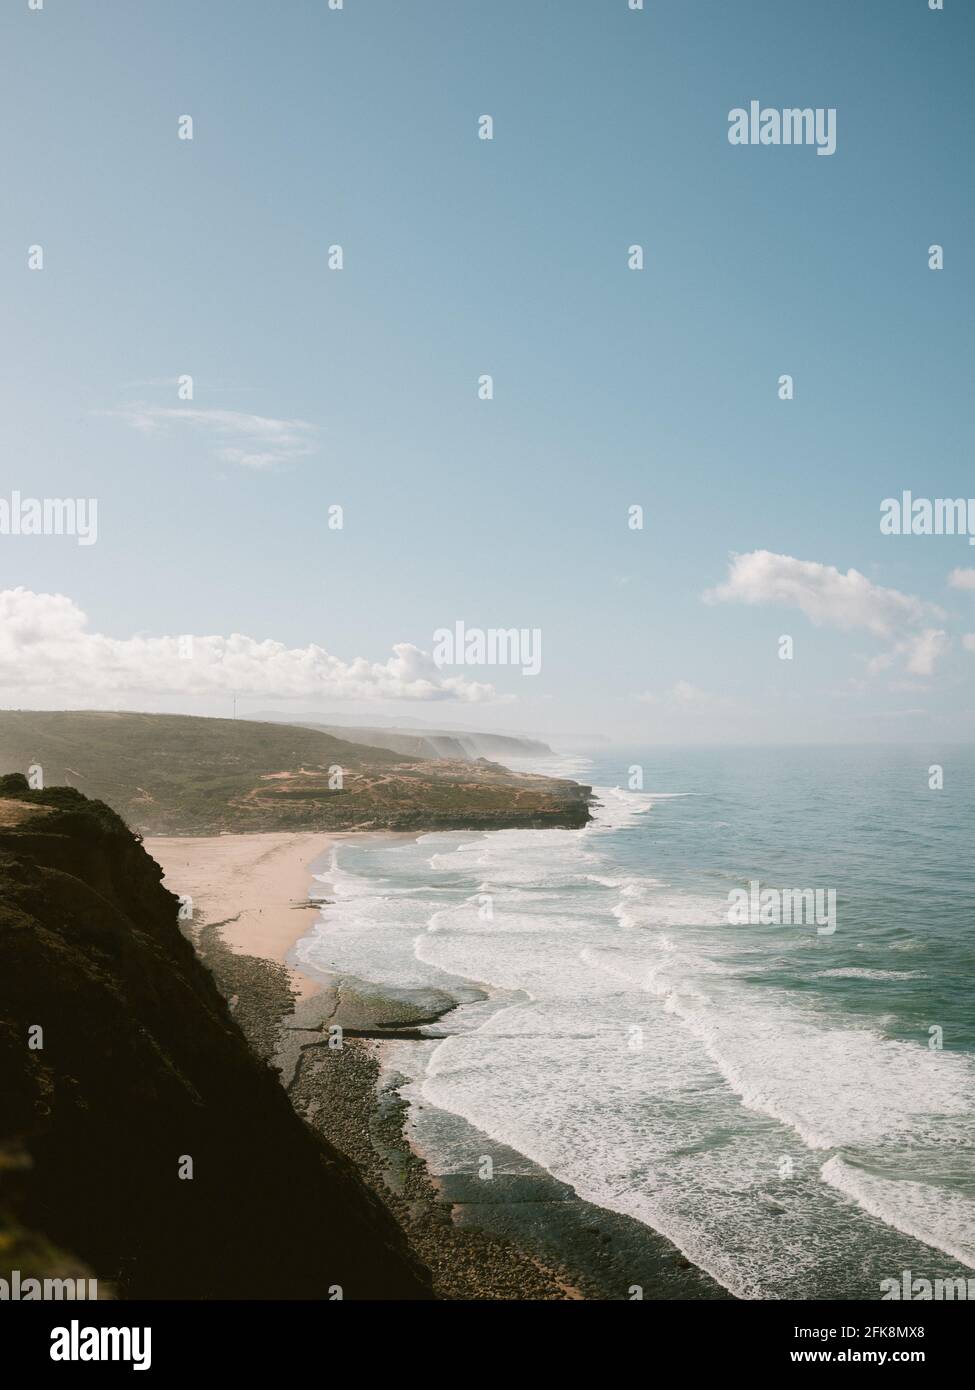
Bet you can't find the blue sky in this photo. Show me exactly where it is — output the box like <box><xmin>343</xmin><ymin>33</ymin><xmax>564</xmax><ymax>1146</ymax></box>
<box><xmin>1</xmin><ymin>0</ymin><xmax>973</xmax><ymax>744</ymax></box>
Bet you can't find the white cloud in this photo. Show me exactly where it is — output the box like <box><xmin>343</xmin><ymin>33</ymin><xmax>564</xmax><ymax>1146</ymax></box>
<box><xmin>636</xmin><ymin>680</ymin><xmax>715</xmax><ymax>706</ymax></box>
<box><xmin>948</xmin><ymin>567</ymin><xmax>975</xmax><ymax>591</ymax></box>
<box><xmin>895</xmin><ymin>628</ymin><xmax>949</xmax><ymax>677</ymax></box>
<box><xmin>705</xmin><ymin>550</ymin><xmax>948</xmax><ymax>674</ymax></box>
<box><xmin>0</xmin><ymin>588</ymin><xmax>497</xmax><ymax>703</ymax></box>
<box><xmin>107</xmin><ymin>406</ymin><xmax>317</xmax><ymax>470</ymax></box>
<box><xmin>672</xmin><ymin>680</ymin><xmax>713</xmax><ymax>704</ymax></box>
<box><xmin>705</xmin><ymin>551</ymin><xmax>940</xmax><ymax>634</ymax></box>
<box><xmin>963</xmin><ymin>634</ymin><xmax>975</xmax><ymax>654</ymax></box>
<box><xmin>866</xmin><ymin>630</ymin><xmax>949</xmax><ymax>677</ymax></box>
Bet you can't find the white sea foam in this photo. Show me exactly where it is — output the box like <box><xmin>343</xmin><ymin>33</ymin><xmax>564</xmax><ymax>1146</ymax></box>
<box><xmin>611</xmin><ymin>886</ymin><xmax>728</xmax><ymax>931</ymax></box>
<box><xmin>296</xmin><ymin>781</ymin><xmax>975</xmax><ymax>1297</ymax></box>
<box><xmin>584</xmin><ymin>939</ymin><xmax>975</xmax><ymax>1151</ymax></box>
<box><xmin>821</xmin><ymin>1157</ymin><xmax>975</xmax><ymax>1269</ymax></box>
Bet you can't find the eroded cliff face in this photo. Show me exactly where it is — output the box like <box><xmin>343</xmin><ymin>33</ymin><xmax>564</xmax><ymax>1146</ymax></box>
<box><xmin>0</xmin><ymin>777</ymin><xmax>430</xmax><ymax>1300</ymax></box>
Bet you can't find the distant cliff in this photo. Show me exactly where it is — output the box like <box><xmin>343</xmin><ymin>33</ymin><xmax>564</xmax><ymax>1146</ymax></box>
<box><xmin>0</xmin><ymin>711</ymin><xmax>590</xmax><ymax>836</ymax></box>
<box><xmin>0</xmin><ymin>776</ymin><xmax>430</xmax><ymax>1299</ymax></box>
<box><xmin>253</xmin><ymin>715</ymin><xmax>555</xmax><ymax>763</ymax></box>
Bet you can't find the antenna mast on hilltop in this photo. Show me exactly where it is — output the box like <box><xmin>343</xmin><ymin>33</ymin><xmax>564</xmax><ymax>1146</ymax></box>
<box><xmin>233</xmin><ymin>694</ymin><xmax>237</xmax><ymax>721</ymax></box>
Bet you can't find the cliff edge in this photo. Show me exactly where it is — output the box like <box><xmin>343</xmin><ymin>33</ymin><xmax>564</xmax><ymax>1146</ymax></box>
<box><xmin>0</xmin><ymin>775</ymin><xmax>431</xmax><ymax>1299</ymax></box>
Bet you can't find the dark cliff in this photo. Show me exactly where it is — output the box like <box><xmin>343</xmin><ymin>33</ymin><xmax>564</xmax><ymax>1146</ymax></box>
<box><xmin>0</xmin><ymin>776</ymin><xmax>431</xmax><ymax>1299</ymax></box>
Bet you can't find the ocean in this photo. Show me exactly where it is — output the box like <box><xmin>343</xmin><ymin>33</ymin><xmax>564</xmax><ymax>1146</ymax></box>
<box><xmin>294</xmin><ymin>744</ymin><xmax>975</xmax><ymax>1299</ymax></box>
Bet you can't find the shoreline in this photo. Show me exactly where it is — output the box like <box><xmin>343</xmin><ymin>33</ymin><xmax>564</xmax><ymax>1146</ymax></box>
<box><xmin>145</xmin><ymin>830</ymin><xmax>347</xmax><ymax>1000</ymax></box>
<box><xmin>147</xmin><ymin>828</ymin><xmax>728</xmax><ymax>1300</ymax></box>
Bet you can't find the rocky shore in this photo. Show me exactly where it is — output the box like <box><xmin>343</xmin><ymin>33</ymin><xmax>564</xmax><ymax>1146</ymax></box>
<box><xmin>199</xmin><ymin>919</ymin><xmax>731</xmax><ymax>1301</ymax></box>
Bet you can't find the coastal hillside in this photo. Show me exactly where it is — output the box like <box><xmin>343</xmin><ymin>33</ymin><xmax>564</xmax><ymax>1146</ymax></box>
<box><xmin>250</xmin><ymin>711</ymin><xmax>554</xmax><ymax>762</ymax></box>
<box><xmin>0</xmin><ymin>776</ymin><xmax>430</xmax><ymax>1299</ymax></box>
<box><xmin>277</xmin><ymin>723</ymin><xmax>553</xmax><ymax>762</ymax></box>
<box><xmin>0</xmin><ymin>711</ymin><xmax>590</xmax><ymax>836</ymax></box>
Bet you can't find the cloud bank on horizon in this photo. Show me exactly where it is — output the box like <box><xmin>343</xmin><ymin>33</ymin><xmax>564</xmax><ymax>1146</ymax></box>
<box><xmin>0</xmin><ymin>588</ymin><xmax>497</xmax><ymax>704</ymax></box>
<box><xmin>6</xmin><ymin>545</ymin><xmax>969</xmax><ymax>719</ymax></box>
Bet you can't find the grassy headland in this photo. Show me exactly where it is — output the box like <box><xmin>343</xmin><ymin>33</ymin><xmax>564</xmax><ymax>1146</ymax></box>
<box><xmin>0</xmin><ymin>710</ymin><xmax>591</xmax><ymax>836</ymax></box>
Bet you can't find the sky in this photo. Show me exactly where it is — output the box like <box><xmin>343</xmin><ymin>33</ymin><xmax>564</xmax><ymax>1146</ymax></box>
<box><xmin>1</xmin><ymin>0</ymin><xmax>973</xmax><ymax>745</ymax></box>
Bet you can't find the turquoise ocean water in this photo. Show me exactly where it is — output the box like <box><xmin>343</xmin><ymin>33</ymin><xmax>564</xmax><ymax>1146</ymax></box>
<box><xmin>295</xmin><ymin>745</ymin><xmax>975</xmax><ymax>1299</ymax></box>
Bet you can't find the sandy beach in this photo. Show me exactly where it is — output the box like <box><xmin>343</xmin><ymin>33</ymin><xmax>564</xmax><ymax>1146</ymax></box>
<box><xmin>144</xmin><ymin>831</ymin><xmax>339</xmax><ymax>999</ymax></box>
